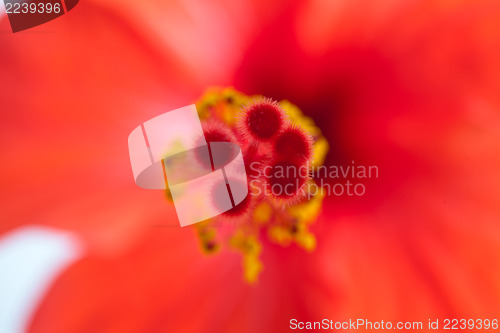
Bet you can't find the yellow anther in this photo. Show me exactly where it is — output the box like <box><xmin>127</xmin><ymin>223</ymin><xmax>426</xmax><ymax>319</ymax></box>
<box><xmin>243</xmin><ymin>254</ymin><xmax>263</xmax><ymax>283</ymax></box>
<box><xmin>296</xmin><ymin>231</ymin><xmax>316</xmax><ymax>252</ymax></box>
<box><xmin>288</xmin><ymin>186</ymin><xmax>325</xmax><ymax>224</ymax></box>
<box><xmin>253</xmin><ymin>202</ymin><xmax>273</xmax><ymax>225</ymax></box>
<box><xmin>268</xmin><ymin>225</ymin><xmax>293</xmax><ymax>246</ymax></box>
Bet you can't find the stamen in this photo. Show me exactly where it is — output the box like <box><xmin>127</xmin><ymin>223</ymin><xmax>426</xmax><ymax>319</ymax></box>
<box><xmin>186</xmin><ymin>88</ymin><xmax>329</xmax><ymax>283</ymax></box>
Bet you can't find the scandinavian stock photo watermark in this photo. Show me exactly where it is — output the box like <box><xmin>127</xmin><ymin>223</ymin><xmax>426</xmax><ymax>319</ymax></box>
<box><xmin>249</xmin><ymin>161</ymin><xmax>379</xmax><ymax>198</ymax></box>
<box><xmin>289</xmin><ymin>318</ymin><xmax>499</xmax><ymax>331</ymax></box>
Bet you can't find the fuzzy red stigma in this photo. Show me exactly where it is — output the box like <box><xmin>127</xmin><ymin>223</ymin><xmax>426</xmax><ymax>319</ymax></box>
<box><xmin>240</xmin><ymin>99</ymin><xmax>286</xmax><ymax>141</ymax></box>
<box><xmin>201</xmin><ymin>120</ymin><xmax>237</xmax><ymax>144</ymax></box>
<box><xmin>243</xmin><ymin>143</ymin><xmax>270</xmax><ymax>180</ymax></box>
<box><xmin>195</xmin><ymin>121</ymin><xmax>238</xmax><ymax>170</ymax></box>
<box><xmin>211</xmin><ymin>178</ymin><xmax>251</xmax><ymax>217</ymax></box>
<box><xmin>274</xmin><ymin>125</ymin><xmax>313</xmax><ymax>162</ymax></box>
<box><xmin>264</xmin><ymin>159</ymin><xmax>309</xmax><ymax>202</ymax></box>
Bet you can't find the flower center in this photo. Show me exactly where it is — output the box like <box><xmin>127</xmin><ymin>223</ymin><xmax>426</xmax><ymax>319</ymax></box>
<box><xmin>167</xmin><ymin>88</ymin><xmax>329</xmax><ymax>283</ymax></box>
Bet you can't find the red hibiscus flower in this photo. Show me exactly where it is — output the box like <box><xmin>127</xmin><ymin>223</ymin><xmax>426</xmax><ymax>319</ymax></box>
<box><xmin>1</xmin><ymin>0</ymin><xmax>499</xmax><ymax>332</ymax></box>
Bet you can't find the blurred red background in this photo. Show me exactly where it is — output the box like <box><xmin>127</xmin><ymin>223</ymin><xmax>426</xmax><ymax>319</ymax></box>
<box><xmin>1</xmin><ymin>0</ymin><xmax>500</xmax><ymax>332</ymax></box>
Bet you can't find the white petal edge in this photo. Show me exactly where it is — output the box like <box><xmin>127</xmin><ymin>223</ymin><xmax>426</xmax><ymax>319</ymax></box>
<box><xmin>0</xmin><ymin>226</ymin><xmax>83</xmax><ymax>333</ymax></box>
